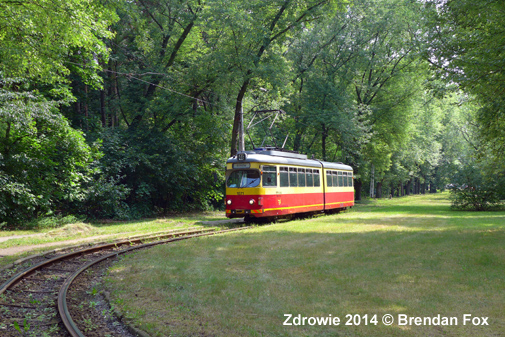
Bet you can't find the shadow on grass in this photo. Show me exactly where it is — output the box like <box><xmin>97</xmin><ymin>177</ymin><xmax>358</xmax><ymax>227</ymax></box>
<box><xmin>355</xmin><ymin>202</ymin><xmax>505</xmax><ymax>216</ymax></box>
<box><xmin>362</xmin><ymin>204</ymin><xmax>451</xmax><ymax>214</ymax></box>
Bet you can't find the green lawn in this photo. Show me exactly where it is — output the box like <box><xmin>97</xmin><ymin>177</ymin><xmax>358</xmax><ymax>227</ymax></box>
<box><xmin>105</xmin><ymin>193</ymin><xmax>505</xmax><ymax>336</ymax></box>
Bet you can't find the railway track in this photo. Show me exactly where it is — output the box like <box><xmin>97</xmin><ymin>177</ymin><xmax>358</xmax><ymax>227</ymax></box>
<box><xmin>0</xmin><ymin>226</ymin><xmax>250</xmax><ymax>336</ymax></box>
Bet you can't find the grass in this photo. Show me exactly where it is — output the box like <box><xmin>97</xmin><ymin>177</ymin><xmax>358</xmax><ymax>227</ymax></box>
<box><xmin>105</xmin><ymin>193</ymin><xmax>505</xmax><ymax>336</ymax></box>
<box><xmin>0</xmin><ymin>211</ymin><xmax>227</xmax><ymax>268</ymax></box>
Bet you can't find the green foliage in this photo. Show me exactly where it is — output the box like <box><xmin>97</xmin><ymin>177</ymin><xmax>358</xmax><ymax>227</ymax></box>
<box><xmin>450</xmin><ymin>186</ymin><xmax>501</xmax><ymax>212</ymax></box>
<box><xmin>81</xmin><ymin>126</ymin><xmax>226</xmax><ymax>220</ymax></box>
<box><xmin>424</xmin><ymin>0</ymin><xmax>505</xmax><ymax>158</ymax></box>
<box><xmin>2</xmin><ymin>0</ymin><xmax>504</xmax><ymax>224</ymax></box>
<box><xmin>0</xmin><ymin>82</ymin><xmax>94</xmax><ymax>225</ymax></box>
<box><xmin>80</xmin><ymin>175</ymin><xmax>131</xmax><ymax>220</ymax></box>
<box><xmin>0</xmin><ymin>173</ymin><xmax>42</xmax><ymax>226</ymax></box>
<box><xmin>430</xmin><ymin>95</ymin><xmax>505</xmax><ymax>211</ymax></box>
<box><xmin>0</xmin><ymin>0</ymin><xmax>118</xmax><ymax>86</ymax></box>
<box><xmin>0</xmin><ymin>0</ymin><xmax>118</xmax><ymax>227</ymax></box>
<box><xmin>448</xmin><ymin>167</ymin><xmax>502</xmax><ymax>212</ymax></box>
<box><xmin>25</xmin><ymin>214</ymin><xmax>84</xmax><ymax>230</ymax></box>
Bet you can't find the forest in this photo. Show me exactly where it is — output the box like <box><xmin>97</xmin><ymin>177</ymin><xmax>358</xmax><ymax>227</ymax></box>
<box><xmin>1</xmin><ymin>0</ymin><xmax>504</xmax><ymax>227</ymax></box>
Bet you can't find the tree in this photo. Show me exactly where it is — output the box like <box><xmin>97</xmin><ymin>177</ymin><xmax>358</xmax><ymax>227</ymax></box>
<box><xmin>284</xmin><ymin>9</ymin><xmax>363</xmax><ymax>159</ymax></box>
<box><xmin>0</xmin><ymin>0</ymin><xmax>118</xmax><ymax>226</ymax></box>
<box><xmin>0</xmin><ymin>82</ymin><xmax>94</xmax><ymax>225</ymax></box>
<box><xmin>424</xmin><ymin>0</ymin><xmax>505</xmax><ymax>158</ymax></box>
<box><xmin>0</xmin><ymin>0</ymin><xmax>118</xmax><ymax>86</ymax></box>
<box><xmin>222</xmin><ymin>0</ymin><xmax>336</xmax><ymax>156</ymax></box>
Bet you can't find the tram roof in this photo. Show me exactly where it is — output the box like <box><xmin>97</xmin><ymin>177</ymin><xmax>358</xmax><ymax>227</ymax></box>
<box><xmin>226</xmin><ymin>149</ymin><xmax>353</xmax><ymax>171</ymax></box>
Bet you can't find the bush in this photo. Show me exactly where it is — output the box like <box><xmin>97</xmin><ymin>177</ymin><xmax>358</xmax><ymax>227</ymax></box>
<box><xmin>449</xmin><ymin>185</ymin><xmax>501</xmax><ymax>211</ymax></box>
<box><xmin>85</xmin><ymin>127</ymin><xmax>226</xmax><ymax>218</ymax></box>
<box><xmin>448</xmin><ymin>155</ymin><xmax>505</xmax><ymax>211</ymax></box>
<box><xmin>0</xmin><ymin>174</ymin><xmax>45</xmax><ymax>226</ymax></box>
<box><xmin>80</xmin><ymin>175</ymin><xmax>131</xmax><ymax>220</ymax></box>
<box><xmin>26</xmin><ymin>214</ymin><xmax>85</xmax><ymax>230</ymax></box>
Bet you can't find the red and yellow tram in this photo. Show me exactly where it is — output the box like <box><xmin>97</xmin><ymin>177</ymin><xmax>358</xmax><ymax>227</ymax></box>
<box><xmin>225</xmin><ymin>148</ymin><xmax>354</xmax><ymax>221</ymax></box>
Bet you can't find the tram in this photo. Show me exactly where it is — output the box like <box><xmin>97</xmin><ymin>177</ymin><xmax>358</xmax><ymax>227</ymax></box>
<box><xmin>225</xmin><ymin>147</ymin><xmax>354</xmax><ymax>221</ymax></box>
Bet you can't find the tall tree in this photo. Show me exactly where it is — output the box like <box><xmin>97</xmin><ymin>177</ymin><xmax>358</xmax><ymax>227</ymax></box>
<box><xmin>424</xmin><ymin>0</ymin><xmax>505</xmax><ymax>157</ymax></box>
<box><xmin>222</xmin><ymin>0</ymin><xmax>335</xmax><ymax>156</ymax></box>
<box><xmin>0</xmin><ymin>0</ymin><xmax>118</xmax><ymax>225</ymax></box>
<box><xmin>0</xmin><ymin>0</ymin><xmax>117</xmax><ymax>86</ymax></box>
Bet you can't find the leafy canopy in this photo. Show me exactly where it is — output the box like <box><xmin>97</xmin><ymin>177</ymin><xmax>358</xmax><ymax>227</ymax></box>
<box><xmin>0</xmin><ymin>0</ymin><xmax>118</xmax><ymax>86</ymax></box>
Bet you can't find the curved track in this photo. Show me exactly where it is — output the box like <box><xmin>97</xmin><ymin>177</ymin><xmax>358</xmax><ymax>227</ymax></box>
<box><xmin>0</xmin><ymin>226</ymin><xmax>250</xmax><ymax>336</ymax></box>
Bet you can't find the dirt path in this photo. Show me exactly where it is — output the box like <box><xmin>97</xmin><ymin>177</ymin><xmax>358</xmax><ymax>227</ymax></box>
<box><xmin>0</xmin><ymin>233</ymin><xmax>45</xmax><ymax>243</ymax></box>
<box><xmin>0</xmin><ymin>233</ymin><xmax>129</xmax><ymax>257</ymax></box>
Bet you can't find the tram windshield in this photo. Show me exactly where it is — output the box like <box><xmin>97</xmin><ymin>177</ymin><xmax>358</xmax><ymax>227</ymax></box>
<box><xmin>227</xmin><ymin>170</ymin><xmax>260</xmax><ymax>188</ymax></box>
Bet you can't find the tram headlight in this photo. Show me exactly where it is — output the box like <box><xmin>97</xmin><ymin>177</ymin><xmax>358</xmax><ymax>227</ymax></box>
<box><xmin>249</xmin><ymin>199</ymin><xmax>255</xmax><ymax>205</ymax></box>
<box><xmin>227</xmin><ymin>199</ymin><xmax>232</xmax><ymax>205</ymax></box>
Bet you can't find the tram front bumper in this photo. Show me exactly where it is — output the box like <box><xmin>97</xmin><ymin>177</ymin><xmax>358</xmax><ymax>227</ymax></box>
<box><xmin>226</xmin><ymin>209</ymin><xmax>263</xmax><ymax>218</ymax></box>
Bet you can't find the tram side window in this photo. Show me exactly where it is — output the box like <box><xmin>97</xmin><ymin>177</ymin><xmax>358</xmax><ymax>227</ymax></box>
<box><xmin>326</xmin><ymin>170</ymin><xmax>333</xmax><ymax>187</ymax></box>
<box><xmin>263</xmin><ymin>166</ymin><xmax>277</xmax><ymax>187</ymax></box>
<box><xmin>306</xmin><ymin>169</ymin><xmax>313</xmax><ymax>187</ymax></box>
<box><xmin>280</xmin><ymin>167</ymin><xmax>289</xmax><ymax>187</ymax></box>
<box><xmin>314</xmin><ymin>169</ymin><xmax>320</xmax><ymax>187</ymax></box>
<box><xmin>343</xmin><ymin>172</ymin><xmax>348</xmax><ymax>187</ymax></box>
<box><xmin>332</xmin><ymin>171</ymin><xmax>338</xmax><ymax>187</ymax></box>
<box><xmin>289</xmin><ymin>167</ymin><xmax>298</xmax><ymax>187</ymax></box>
<box><xmin>298</xmin><ymin>168</ymin><xmax>306</xmax><ymax>187</ymax></box>
<box><xmin>338</xmin><ymin>171</ymin><xmax>343</xmax><ymax>187</ymax></box>
<box><xmin>348</xmin><ymin>172</ymin><xmax>353</xmax><ymax>187</ymax></box>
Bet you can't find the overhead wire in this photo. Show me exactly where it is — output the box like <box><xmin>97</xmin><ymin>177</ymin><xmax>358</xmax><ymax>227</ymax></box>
<box><xmin>65</xmin><ymin>60</ymin><xmax>212</xmax><ymax>106</ymax></box>
<box><xmin>64</xmin><ymin>62</ymin><xmax>352</xmax><ymax>152</ymax></box>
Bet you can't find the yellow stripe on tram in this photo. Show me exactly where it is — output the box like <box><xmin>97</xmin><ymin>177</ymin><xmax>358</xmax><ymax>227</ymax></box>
<box><xmin>264</xmin><ymin>200</ymin><xmax>354</xmax><ymax>212</ymax></box>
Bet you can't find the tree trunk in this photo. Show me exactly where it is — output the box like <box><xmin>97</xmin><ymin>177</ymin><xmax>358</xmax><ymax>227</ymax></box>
<box><xmin>377</xmin><ymin>181</ymin><xmax>383</xmax><ymax>198</ymax></box>
<box><xmin>321</xmin><ymin>124</ymin><xmax>328</xmax><ymax>161</ymax></box>
<box><xmin>100</xmin><ymin>90</ymin><xmax>106</xmax><ymax>128</ymax></box>
<box><xmin>108</xmin><ymin>67</ymin><xmax>116</xmax><ymax>127</ymax></box>
<box><xmin>74</xmin><ymin>101</ymin><xmax>81</xmax><ymax>129</ymax></box>
<box><xmin>354</xmin><ymin>178</ymin><xmax>362</xmax><ymax>201</ymax></box>
<box><xmin>430</xmin><ymin>180</ymin><xmax>437</xmax><ymax>193</ymax></box>
<box><xmin>292</xmin><ymin>78</ymin><xmax>304</xmax><ymax>152</ymax></box>
<box><xmin>230</xmin><ymin>79</ymin><xmax>250</xmax><ymax>156</ymax></box>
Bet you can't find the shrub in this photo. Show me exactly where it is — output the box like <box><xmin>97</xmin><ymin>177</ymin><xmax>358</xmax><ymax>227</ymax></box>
<box><xmin>449</xmin><ymin>185</ymin><xmax>501</xmax><ymax>211</ymax></box>
<box><xmin>448</xmin><ymin>156</ymin><xmax>504</xmax><ymax>211</ymax></box>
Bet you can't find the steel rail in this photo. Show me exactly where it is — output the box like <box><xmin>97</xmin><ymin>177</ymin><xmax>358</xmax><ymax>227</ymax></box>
<box><xmin>58</xmin><ymin>226</ymin><xmax>251</xmax><ymax>337</ymax></box>
<box><xmin>0</xmin><ymin>228</ymin><xmax>214</xmax><ymax>295</ymax></box>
